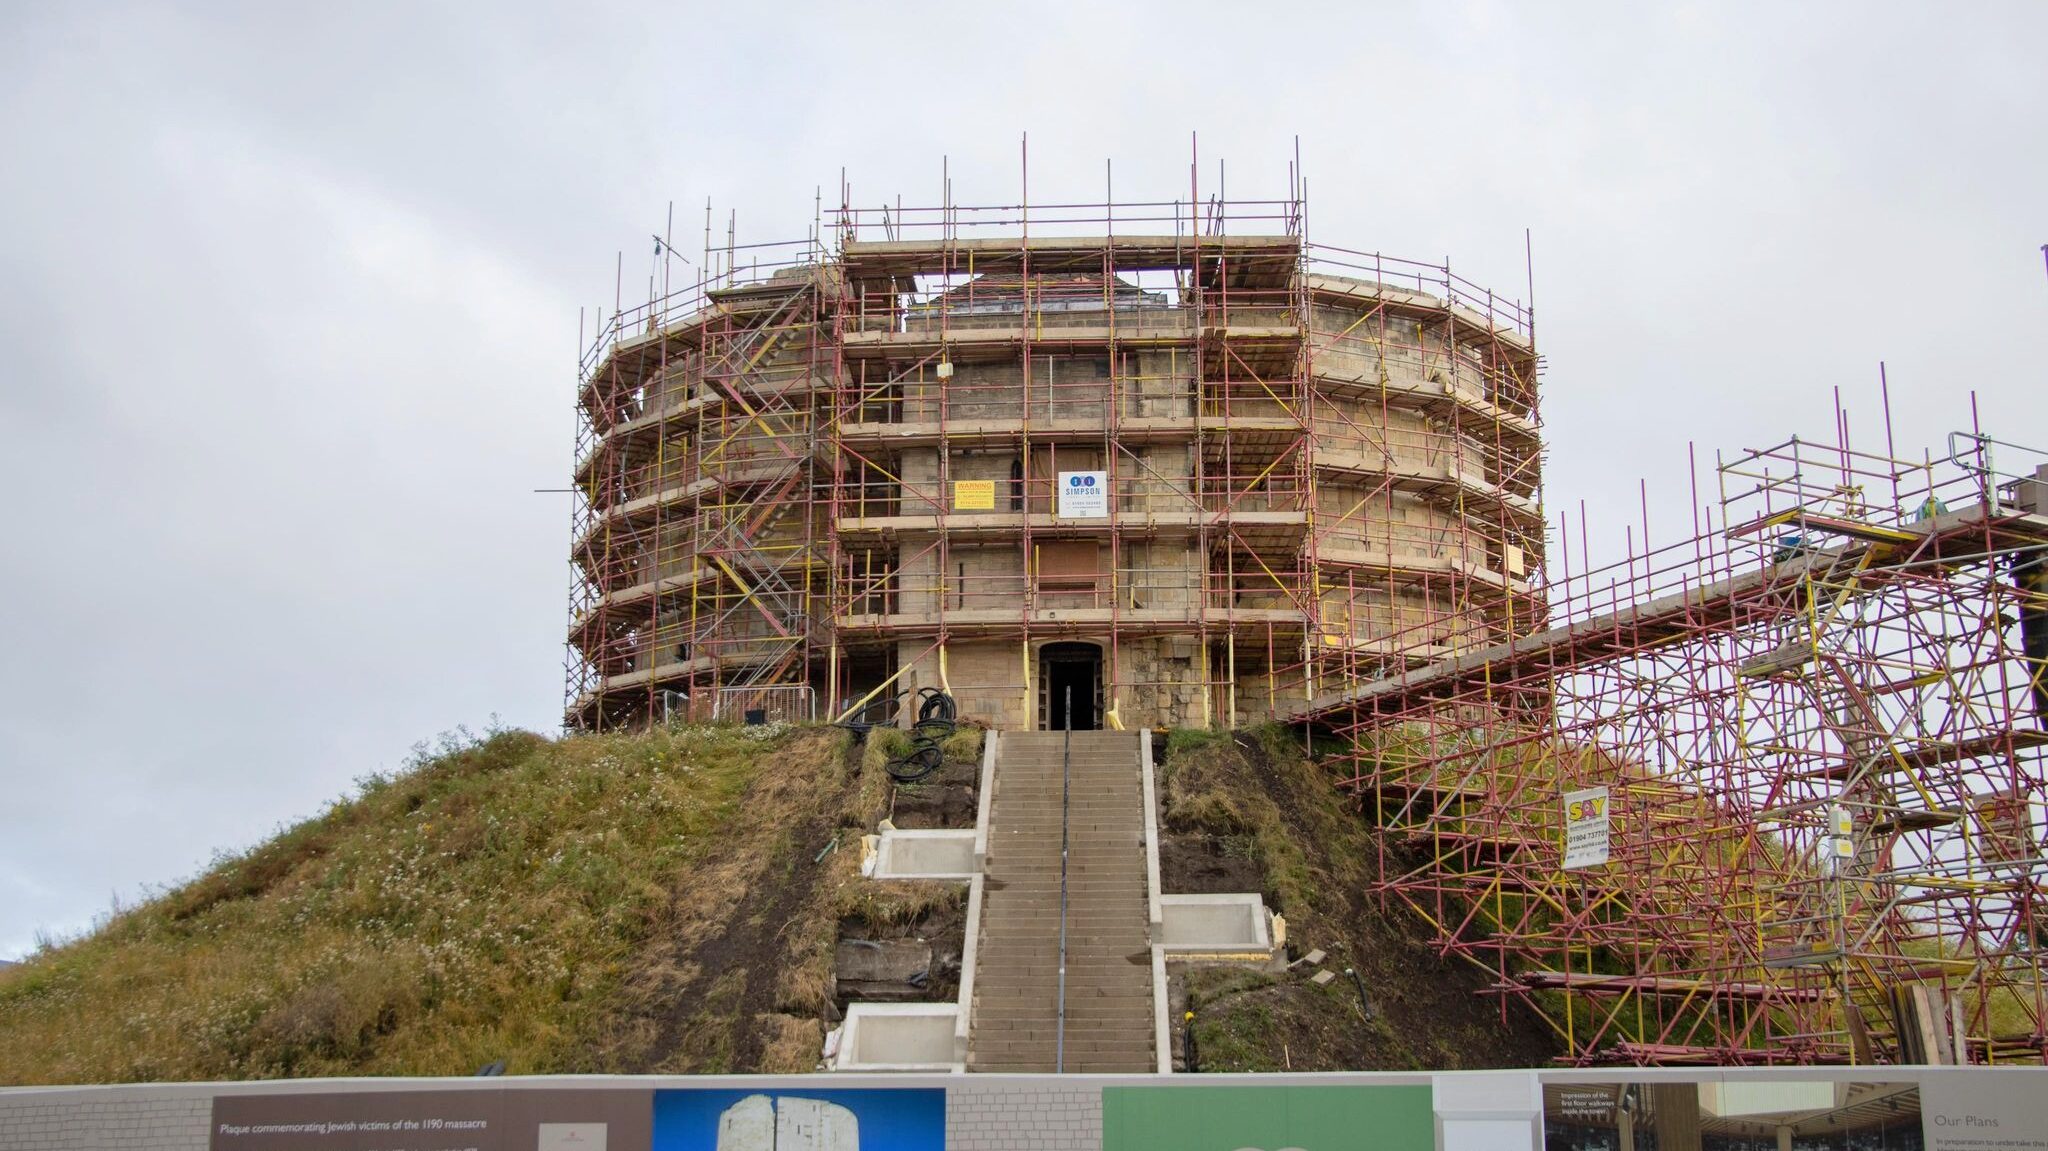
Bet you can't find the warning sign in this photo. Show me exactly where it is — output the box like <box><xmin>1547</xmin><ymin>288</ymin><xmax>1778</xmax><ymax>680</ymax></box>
<box><xmin>1057</xmin><ymin>471</ymin><xmax>1109</xmax><ymax>518</ymax></box>
<box><xmin>1563</xmin><ymin>786</ymin><xmax>1610</xmax><ymax>870</ymax></box>
<box><xmin>953</xmin><ymin>479</ymin><xmax>995</xmax><ymax>511</ymax></box>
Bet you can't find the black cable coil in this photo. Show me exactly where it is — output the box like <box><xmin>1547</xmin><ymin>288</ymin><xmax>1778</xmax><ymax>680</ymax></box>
<box><xmin>887</xmin><ymin>688</ymin><xmax>957</xmax><ymax>783</ymax></box>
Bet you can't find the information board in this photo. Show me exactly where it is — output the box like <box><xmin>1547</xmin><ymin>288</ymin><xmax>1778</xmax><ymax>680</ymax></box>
<box><xmin>1103</xmin><ymin>1085</ymin><xmax>1433</xmax><ymax>1151</ymax></box>
<box><xmin>1563</xmin><ymin>786</ymin><xmax>1610</xmax><ymax>870</ymax></box>
<box><xmin>1057</xmin><ymin>471</ymin><xmax>1108</xmax><ymax>518</ymax></box>
<box><xmin>211</xmin><ymin>1090</ymin><xmax>649</xmax><ymax>1151</ymax></box>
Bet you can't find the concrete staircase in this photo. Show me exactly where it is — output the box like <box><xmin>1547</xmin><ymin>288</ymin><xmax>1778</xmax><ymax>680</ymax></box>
<box><xmin>967</xmin><ymin>729</ymin><xmax>1155</xmax><ymax>1073</ymax></box>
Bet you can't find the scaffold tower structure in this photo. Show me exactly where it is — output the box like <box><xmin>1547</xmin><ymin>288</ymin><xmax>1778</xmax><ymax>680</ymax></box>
<box><xmin>1308</xmin><ymin>395</ymin><xmax>2048</xmax><ymax>1065</ymax></box>
<box><xmin>564</xmin><ymin>157</ymin><xmax>2046</xmax><ymax>1067</ymax></box>
<box><xmin>568</xmin><ymin>165</ymin><xmax>1543</xmax><ymax>734</ymax></box>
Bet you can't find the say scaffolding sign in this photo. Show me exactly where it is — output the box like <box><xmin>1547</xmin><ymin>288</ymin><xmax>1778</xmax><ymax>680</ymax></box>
<box><xmin>1058</xmin><ymin>471</ymin><xmax>1108</xmax><ymax>518</ymax></box>
<box><xmin>1563</xmin><ymin>786</ymin><xmax>1610</xmax><ymax>870</ymax></box>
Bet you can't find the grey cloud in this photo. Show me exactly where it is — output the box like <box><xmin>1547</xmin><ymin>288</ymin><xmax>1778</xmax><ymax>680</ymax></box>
<box><xmin>2</xmin><ymin>0</ymin><xmax>2043</xmax><ymax>956</ymax></box>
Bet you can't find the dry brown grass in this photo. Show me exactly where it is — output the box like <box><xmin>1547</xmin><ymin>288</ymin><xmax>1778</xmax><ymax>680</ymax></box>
<box><xmin>833</xmin><ymin>880</ymin><xmax>965</xmax><ymax>930</ymax></box>
<box><xmin>772</xmin><ymin>735</ymin><xmax>969</xmax><ymax>1024</ymax></box>
<box><xmin>844</xmin><ymin>747</ymin><xmax>893</xmax><ymax>829</ymax></box>
<box><xmin>1161</xmin><ymin>729</ymin><xmax>1314</xmax><ymax>913</ymax></box>
<box><xmin>1161</xmin><ymin>724</ymin><xmax>1565</xmax><ymax>1071</ymax></box>
<box><xmin>754</xmin><ymin>1013</ymin><xmax>824</xmax><ymax>1073</ymax></box>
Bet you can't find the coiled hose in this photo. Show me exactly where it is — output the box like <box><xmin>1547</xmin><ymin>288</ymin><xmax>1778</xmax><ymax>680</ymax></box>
<box><xmin>887</xmin><ymin>689</ymin><xmax>957</xmax><ymax>783</ymax></box>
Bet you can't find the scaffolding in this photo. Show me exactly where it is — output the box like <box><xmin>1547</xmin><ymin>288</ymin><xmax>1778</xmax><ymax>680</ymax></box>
<box><xmin>563</xmin><ymin>162</ymin><xmax>2048</xmax><ymax>1066</ymax></box>
<box><xmin>1310</xmin><ymin>391</ymin><xmax>2048</xmax><ymax>1065</ymax></box>
<box><xmin>568</xmin><ymin>231</ymin><xmax>830</xmax><ymax>727</ymax></box>
<box><xmin>567</xmin><ymin>168</ymin><xmax>1544</xmax><ymax>734</ymax></box>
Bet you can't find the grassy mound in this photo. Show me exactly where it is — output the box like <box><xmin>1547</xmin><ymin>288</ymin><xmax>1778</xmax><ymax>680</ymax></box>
<box><xmin>0</xmin><ymin>723</ymin><xmax>866</xmax><ymax>1084</ymax></box>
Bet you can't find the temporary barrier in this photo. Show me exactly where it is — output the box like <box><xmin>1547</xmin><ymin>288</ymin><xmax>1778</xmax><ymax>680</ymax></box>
<box><xmin>5</xmin><ymin>1065</ymin><xmax>2041</xmax><ymax>1150</ymax></box>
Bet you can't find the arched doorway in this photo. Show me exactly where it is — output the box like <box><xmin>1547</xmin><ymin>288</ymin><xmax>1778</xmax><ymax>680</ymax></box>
<box><xmin>1037</xmin><ymin>641</ymin><xmax>1103</xmax><ymax>731</ymax></box>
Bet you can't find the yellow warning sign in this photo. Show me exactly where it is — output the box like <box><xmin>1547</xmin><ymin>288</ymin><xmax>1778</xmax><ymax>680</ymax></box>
<box><xmin>954</xmin><ymin>479</ymin><xmax>996</xmax><ymax>511</ymax></box>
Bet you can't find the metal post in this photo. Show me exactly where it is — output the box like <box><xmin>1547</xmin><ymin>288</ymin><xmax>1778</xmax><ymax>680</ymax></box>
<box><xmin>1056</xmin><ymin>683</ymin><xmax>1072</xmax><ymax>1072</ymax></box>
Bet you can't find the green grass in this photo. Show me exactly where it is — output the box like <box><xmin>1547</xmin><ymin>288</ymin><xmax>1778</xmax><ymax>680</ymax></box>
<box><xmin>860</xmin><ymin>727</ymin><xmax>914</xmax><ymax>775</ymax></box>
<box><xmin>940</xmin><ymin>726</ymin><xmax>984</xmax><ymax>764</ymax></box>
<box><xmin>0</xmin><ymin>722</ymin><xmax>845</xmax><ymax>1084</ymax></box>
<box><xmin>1184</xmin><ymin>968</ymin><xmax>1286</xmax><ymax>1071</ymax></box>
<box><xmin>1164</xmin><ymin>727</ymin><xmax>1223</xmax><ymax>759</ymax></box>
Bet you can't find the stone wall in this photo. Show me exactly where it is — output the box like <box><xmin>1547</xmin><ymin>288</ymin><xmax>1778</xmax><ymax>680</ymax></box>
<box><xmin>890</xmin><ymin>634</ymin><xmax>1213</xmax><ymax>732</ymax></box>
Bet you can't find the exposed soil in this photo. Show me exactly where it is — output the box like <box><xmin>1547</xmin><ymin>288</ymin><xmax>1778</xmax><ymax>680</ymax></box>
<box><xmin>837</xmin><ymin>896</ymin><xmax>968</xmax><ymax>1006</ymax></box>
<box><xmin>848</xmin><ymin>749</ymin><xmax>974</xmax><ymax>1005</ymax></box>
<box><xmin>1159</xmin><ymin>834</ymin><xmax>1266</xmax><ymax>895</ymax></box>
<box><xmin>592</xmin><ymin>728</ymin><xmax>859</xmax><ymax>1074</ymax></box>
<box><xmin>1157</xmin><ymin>728</ymin><xmax>1563</xmax><ymax>1072</ymax></box>
<box><xmin>586</xmin><ymin>727</ymin><xmax>984</xmax><ymax>1074</ymax></box>
<box><xmin>887</xmin><ymin>759</ymin><xmax>979</xmax><ymax>829</ymax></box>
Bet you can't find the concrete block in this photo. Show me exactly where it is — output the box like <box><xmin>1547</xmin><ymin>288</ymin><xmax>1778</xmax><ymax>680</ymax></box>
<box><xmin>835</xmin><ymin>940</ymin><xmax>933</xmax><ymax>1000</ymax></box>
<box><xmin>869</xmin><ymin>828</ymin><xmax>975</xmax><ymax>880</ymax></box>
<box><xmin>1158</xmin><ymin>892</ymin><xmax>1273</xmax><ymax>954</ymax></box>
<box><xmin>832</xmin><ymin>1003</ymin><xmax>963</xmax><ymax>1072</ymax></box>
<box><xmin>2021</xmin><ymin>463</ymin><xmax>2048</xmax><ymax>515</ymax></box>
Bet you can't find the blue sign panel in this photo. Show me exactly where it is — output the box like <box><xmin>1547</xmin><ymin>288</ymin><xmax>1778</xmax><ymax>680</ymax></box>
<box><xmin>651</xmin><ymin>1088</ymin><xmax>944</xmax><ymax>1151</ymax></box>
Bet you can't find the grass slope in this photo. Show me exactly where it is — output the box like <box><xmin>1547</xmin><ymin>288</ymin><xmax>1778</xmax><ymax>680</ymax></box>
<box><xmin>0</xmin><ymin>723</ymin><xmax>862</xmax><ymax>1085</ymax></box>
<box><xmin>0</xmin><ymin>716</ymin><xmax>1555</xmax><ymax>1083</ymax></box>
<box><xmin>1161</xmin><ymin>725</ymin><xmax>1563</xmax><ymax>1071</ymax></box>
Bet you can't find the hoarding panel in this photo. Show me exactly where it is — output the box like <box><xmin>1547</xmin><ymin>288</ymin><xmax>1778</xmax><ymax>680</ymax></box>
<box><xmin>1104</xmin><ymin>1084</ymin><xmax>1433</xmax><ymax>1151</ymax></box>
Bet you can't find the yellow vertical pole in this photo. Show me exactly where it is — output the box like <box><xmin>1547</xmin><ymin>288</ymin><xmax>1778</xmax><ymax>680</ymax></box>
<box><xmin>1263</xmin><ymin>620</ymin><xmax>1278</xmax><ymax>719</ymax></box>
<box><xmin>1227</xmin><ymin>631</ymin><xmax>1238</xmax><ymax>728</ymax></box>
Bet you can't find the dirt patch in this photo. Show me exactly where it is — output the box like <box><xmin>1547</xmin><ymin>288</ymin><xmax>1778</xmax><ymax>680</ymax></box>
<box><xmin>837</xmin><ymin>895</ymin><xmax>968</xmax><ymax>1007</ymax></box>
<box><xmin>590</xmin><ymin>728</ymin><xmax>858</xmax><ymax>1073</ymax></box>
<box><xmin>1159</xmin><ymin>834</ymin><xmax>1265</xmax><ymax>895</ymax></box>
<box><xmin>887</xmin><ymin>763</ymin><xmax>978</xmax><ymax>829</ymax></box>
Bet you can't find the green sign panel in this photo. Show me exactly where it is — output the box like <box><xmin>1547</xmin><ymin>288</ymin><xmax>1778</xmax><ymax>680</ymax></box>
<box><xmin>1103</xmin><ymin>1085</ymin><xmax>1434</xmax><ymax>1151</ymax></box>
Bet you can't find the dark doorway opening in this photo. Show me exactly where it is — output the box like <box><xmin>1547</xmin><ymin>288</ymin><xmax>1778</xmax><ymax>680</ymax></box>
<box><xmin>1040</xmin><ymin>642</ymin><xmax>1102</xmax><ymax>731</ymax></box>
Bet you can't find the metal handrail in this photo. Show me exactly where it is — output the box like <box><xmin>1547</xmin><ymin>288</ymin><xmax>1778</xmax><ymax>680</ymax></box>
<box><xmin>1947</xmin><ymin>430</ymin><xmax>2048</xmax><ymax>506</ymax></box>
<box><xmin>1056</xmin><ymin>684</ymin><xmax>1072</xmax><ymax>1073</ymax></box>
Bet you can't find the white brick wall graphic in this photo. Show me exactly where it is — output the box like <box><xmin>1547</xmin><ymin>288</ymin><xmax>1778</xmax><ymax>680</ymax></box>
<box><xmin>944</xmin><ymin>1083</ymin><xmax>1100</xmax><ymax>1151</ymax></box>
<box><xmin>0</xmin><ymin>1092</ymin><xmax>211</xmax><ymax>1151</ymax></box>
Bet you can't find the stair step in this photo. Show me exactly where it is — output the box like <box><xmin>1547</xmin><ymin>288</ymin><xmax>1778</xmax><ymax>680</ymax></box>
<box><xmin>967</xmin><ymin>729</ymin><xmax>1157</xmax><ymax>1071</ymax></box>
<box><xmin>971</xmin><ymin>1046</ymin><xmax>1155</xmax><ymax>1059</ymax></box>
<box><xmin>973</xmin><ymin>965</ymin><xmax>1150</xmax><ymax>974</ymax></box>
<box><xmin>972</xmin><ymin>1036</ymin><xmax>1154</xmax><ymax>1046</ymax></box>
<box><xmin>970</xmin><ymin>1015</ymin><xmax>1163</xmax><ymax>1024</ymax></box>
<box><xmin>971</xmin><ymin>991</ymin><xmax>1151</xmax><ymax>1000</ymax></box>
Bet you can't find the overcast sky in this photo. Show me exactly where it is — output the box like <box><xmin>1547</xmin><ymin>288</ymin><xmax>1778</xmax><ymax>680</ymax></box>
<box><xmin>2</xmin><ymin>2</ymin><xmax>2043</xmax><ymax>958</ymax></box>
